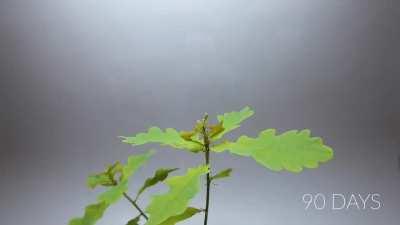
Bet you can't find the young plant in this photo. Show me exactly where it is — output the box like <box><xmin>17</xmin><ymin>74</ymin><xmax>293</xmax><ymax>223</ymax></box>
<box><xmin>69</xmin><ymin>106</ymin><xmax>333</xmax><ymax>225</ymax></box>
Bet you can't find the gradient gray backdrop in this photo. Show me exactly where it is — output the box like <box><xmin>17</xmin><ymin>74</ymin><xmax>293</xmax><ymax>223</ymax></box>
<box><xmin>1</xmin><ymin>0</ymin><xmax>399</xmax><ymax>225</ymax></box>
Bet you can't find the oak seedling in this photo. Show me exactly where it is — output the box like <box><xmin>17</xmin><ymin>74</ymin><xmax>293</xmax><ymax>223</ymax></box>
<box><xmin>69</xmin><ymin>106</ymin><xmax>333</xmax><ymax>225</ymax></box>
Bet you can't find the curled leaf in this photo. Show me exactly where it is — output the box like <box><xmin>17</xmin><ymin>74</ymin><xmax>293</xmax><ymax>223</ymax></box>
<box><xmin>179</xmin><ymin>131</ymin><xmax>196</xmax><ymax>141</ymax></box>
<box><xmin>87</xmin><ymin>162</ymin><xmax>123</xmax><ymax>189</ymax></box>
<box><xmin>208</xmin><ymin>122</ymin><xmax>225</xmax><ymax>138</ymax></box>
<box><xmin>210</xmin><ymin>168</ymin><xmax>232</xmax><ymax>181</ymax></box>
<box><xmin>136</xmin><ymin>168</ymin><xmax>178</xmax><ymax>200</ymax></box>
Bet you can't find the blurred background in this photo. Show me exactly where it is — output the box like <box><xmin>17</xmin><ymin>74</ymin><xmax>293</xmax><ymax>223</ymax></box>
<box><xmin>0</xmin><ymin>0</ymin><xmax>399</xmax><ymax>224</ymax></box>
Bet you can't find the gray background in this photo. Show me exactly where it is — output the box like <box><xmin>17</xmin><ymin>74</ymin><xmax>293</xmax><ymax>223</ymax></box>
<box><xmin>0</xmin><ymin>0</ymin><xmax>399</xmax><ymax>225</ymax></box>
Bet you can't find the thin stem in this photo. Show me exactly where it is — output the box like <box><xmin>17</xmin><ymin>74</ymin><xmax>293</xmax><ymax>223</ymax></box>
<box><xmin>202</xmin><ymin>114</ymin><xmax>211</xmax><ymax>225</ymax></box>
<box><xmin>123</xmin><ymin>192</ymin><xmax>149</xmax><ymax>220</ymax></box>
<box><xmin>107</xmin><ymin>170</ymin><xmax>148</xmax><ymax>220</ymax></box>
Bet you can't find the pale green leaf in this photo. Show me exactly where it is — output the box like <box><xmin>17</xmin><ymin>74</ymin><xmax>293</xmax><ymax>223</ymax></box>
<box><xmin>121</xmin><ymin>150</ymin><xmax>154</xmax><ymax>182</ymax></box>
<box><xmin>145</xmin><ymin>165</ymin><xmax>209</xmax><ymax>225</ymax></box>
<box><xmin>213</xmin><ymin>106</ymin><xmax>254</xmax><ymax>139</ymax></box>
<box><xmin>121</xmin><ymin>127</ymin><xmax>203</xmax><ymax>152</ymax></box>
<box><xmin>68</xmin><ymin>201</ymin><xmax>109</xmax><ymax>225</ymax></box>
<box><xmin>158</xmin><ymin>207</ymin><xmax>202</xmax><ymax>225</ymax></box>
<box><xmin>126</xmin><ymin>216</ymin><xmax>141</xmax><ymax>225</ymax></box>
<box><xmin>98</xmin><ymin>150</ymin><xmax>154</xmax><ymax>204</ymax></box>
<box><xmin>212</xmin><ymin>129</ymin><xmax>333</xmax><ymax>173</ymax></box>
<box><xmin>210</xmin><ymin>168</ymin><xmax>232</xmax><ymax>181</ymax></box>
<box><xmin>136</xmin><ymin>168</ymin><xmax>178</xmax><ymax>200</ymax></box>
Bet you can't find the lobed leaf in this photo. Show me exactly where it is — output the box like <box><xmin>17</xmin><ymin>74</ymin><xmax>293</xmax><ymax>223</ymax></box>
<box><xmin>213</xmin><ymin>106</ymin><xmax>254</xmax><ymax>139</ymax></box>
<box><xmin>68</xmin><ymin>201</ymin><xmax>109</xmax><ymax>225</ymax></box>
<box><xmin>121</xmin><ymin>151</ymin><xmax>154</xmax><ymax>181</ymax></box>
<box><xmin>145</xmin><ymin>165</ymin><xmax>209</xmax><ymax>225</ymax></box>
<box><xmin>121</xmin><ymin>127</ymin><xmax>203</xmax><ymax>153</ymax></box>
<box><xmin>210</xmin><ymin>168</ymin><xmax>232</xmax><ymax>181</ymax></box>
<box><xmin>136</xmin><ymin>168</ymin><xmax>178</xmax><ymax>200</ymax></box>
<box><xmin>158</xmin><ymin>207</ymin><xmax>202</xmax><ymax>225</ymax></box>
<box><xmin>212</xmin><ymin>129</ymin><xmax>333</xmax><ymax>173</ymax></box>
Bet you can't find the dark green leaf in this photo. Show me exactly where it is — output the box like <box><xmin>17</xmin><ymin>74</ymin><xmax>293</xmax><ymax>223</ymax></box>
<box><xmin>136</xmin><ymin>168</ymin><xmax>178</xmax><ymax>200</ymax></box>
<box><xmin>126</xmin><ymin>216</ymin><xmax>141</xmax><ymax>225</ymax></box>
<box><xmin>210</xmin><ymin>168</ymin><xmax>232</xmax><ymax>181</ymax></box>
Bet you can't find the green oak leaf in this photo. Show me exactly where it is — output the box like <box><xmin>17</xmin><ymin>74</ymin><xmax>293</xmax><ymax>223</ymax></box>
<box><xmin>68</xmin><ymin>201</ymin><xmax>109</xmax><ymax>225</ymax></box>
<box><xmin>159</xmin><ymin>207</ymin><xmax>202</xmax><ymax>225</ymax></box>
<box><xmin>126</xmin><ymin>216</ymin><xmax>141</xmax><ymax>225</ymax></box>
<box><xmin>213</xmin><ymin>106</ymin><xmax>254</xmax><ymax>140</ymax></box>
<box><xmin>121</xmin><ymin>151</ymin><xmax>154</xmax><ymax>181</ymax></box>
<box><xmin>210</xmin><ymin>168</ymin><xmax>232</xmax><ymax>181</ymax></box>
<box><xmin>121</xmin><ymin>127</ymin><xmax>203</xmax><ymax>153</ymax></box>
<box><xmin>136</xmin><ymin>168</ymin><xmax>179</xmax><ymax>200</ymax></box>
<box><xmin>68</xmin><ymin>151</ymin><xmax>153</xmax><ymax>225</ymax></box>
<box><xmin>212</xmin><ymin>129</ymin><xmax>333</xmax><ymax>173</ymax></box>
<box><xmin>145</xmin><ymin>165</ymin><xmax>209</xmax><ymax>225</ymax></box>
<box><xmin>98</xmin><ymin>150</ymin><xmax>154</xmax><ymax>204</ymax></box>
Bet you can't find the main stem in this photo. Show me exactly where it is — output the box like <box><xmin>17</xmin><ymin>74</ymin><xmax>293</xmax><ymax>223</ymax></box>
<box><xmin>202</xmin><ymin>115</ymin><xmax>211</xmax><ymax>225</ymax></box>
<box><xmin>204</xmin><ymin>146</ymin><xmax>211</xmax><ymax>225</ymax></box>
